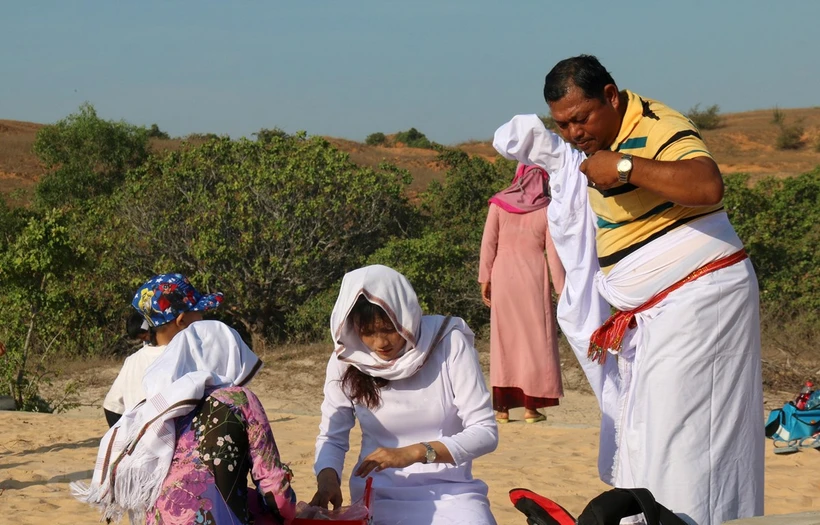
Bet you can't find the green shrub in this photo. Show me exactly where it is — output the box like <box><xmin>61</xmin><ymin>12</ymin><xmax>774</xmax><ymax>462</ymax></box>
<box><xmin>724</xmin><ymin>170</ymin><xmax>820</xmax><ymax>318</ymax></box>
<box><xmin>86</xmin><ymin>134</ymin><xmax>415</xmax><ymax>341</ymax></box>
<box><xmin>185</xmin><ymin>132</ymin><xmax>223</xmax><ymax>141</ymax></box>
<box><xmin>394</xmin><ymin>127</ymin><xmax>432</xmax><ymax>149</ymax></box>
<box><xmin>147</xmin><ymin>123</ymin><xmax>170</xmax><ymax>139</ymax></box>
<box><xmin>365</xmin><ymin>132</ymin><xmax>387</xmax><ymax>146</ymax></box>
<box><xmin>254</xmin><ymin>127</ymin><xmax>289</xmax><ymax>143</ymax></box>
<box><xmin>284</xmin><ymin>285</ymin><xmax>339</xmax><ymax>343</ymax></box>
<box><xmin>0</xmin><ymin>208</ymin><xmax>83</xmax><ymax>411</ymax></box>
<box><xmin>776</xmin><ymin>123</ymin><xmax>804</xmax><ymax>150</ymax></box>
<box><xmin>33</xmin><ymin>103</ymin><xmax>149</xmax><ymax>209</ymax></box>
<box><xmin>771</xmin><ymin>106</ymin><xmax>785</xmax><ymax>125</ymax></box>
<box><xmin>686</xmin><ymin>104</ymin><xmax>722</xmax><ymax>131</ymax></box>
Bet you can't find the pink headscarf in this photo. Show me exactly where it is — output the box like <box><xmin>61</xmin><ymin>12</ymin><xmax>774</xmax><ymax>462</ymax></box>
<box><xmin>488</xmin><ymin>163</ymin><xmax>550</xmax><ymax>214</ymax></box>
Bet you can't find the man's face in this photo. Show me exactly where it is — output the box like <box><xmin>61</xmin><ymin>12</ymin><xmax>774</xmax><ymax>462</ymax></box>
<box><xmin>548</xmin><ymin>84</ymin><xmax>621</xmax><ymax>154</ymax></box>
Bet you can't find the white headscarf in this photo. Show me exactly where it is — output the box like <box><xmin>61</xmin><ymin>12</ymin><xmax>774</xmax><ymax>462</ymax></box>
<box><xmin>71</xmin><ymin>320</ymin><xmax>261</xmax><ymax>523</ymax></box>
<box><xmin>330</xmin><ymin>265</ymin><xmax>473</xmax><ymax>380</ymax></box>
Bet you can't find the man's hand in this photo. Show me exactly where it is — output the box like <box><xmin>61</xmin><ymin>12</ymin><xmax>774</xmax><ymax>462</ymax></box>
<box><xmin>579</xmin><ymin>150</ymin><xmax>621</xmax><ymax>190</ymax></box>
<box><xmin>480</xmin><ymin>282</ymin><xmax>491</xmax><ymax>308</ymax></box>
<box><xmin>354</xmin><ymin>445</ymin><xmax>424</xmax><ymax>478</ymax></box>
<box><xmin>309</xmin><ymin>468</ymin><xmax>343</xmax><ymax>509</ymax></box>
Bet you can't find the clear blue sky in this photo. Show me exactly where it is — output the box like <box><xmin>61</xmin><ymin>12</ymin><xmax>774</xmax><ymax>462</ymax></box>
<box><xmin>2</xmin><ymin>1</ymin><xmax>817</xmax><ymax>144</ymax></box>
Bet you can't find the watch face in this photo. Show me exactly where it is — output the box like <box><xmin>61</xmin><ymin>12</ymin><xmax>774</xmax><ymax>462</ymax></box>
<box><xmin>617</xmin><ymin>158</ymin><xmax>632</xmax><ymax>173</ymax></box>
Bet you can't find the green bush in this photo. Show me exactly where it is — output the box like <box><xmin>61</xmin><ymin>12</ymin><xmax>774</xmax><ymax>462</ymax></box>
<box><xmin>147</xmin><ymin>123</ymin><xmax>170</xmax><ymax>139</ymax></box>
<box><xmin>776</xmin><ymin>123</ymin><xmax>804</xmax><ymax>150</ymax></box>
<box><xmin>185</xmin><ymin>132</ymin><xmax>223</xmax><ymax>141</ymax></box>
<box><xmin>85</xmin><ymin>133</ymin><xmax>415</xmax><ymax>341</ymax></box>
<box><xmin>33</xmin><ymin>103</ymin><xmax>150</xmax><ymax>209</ymax></box>
<box><xmin>284</xmin><ymin>285</ymin><xmax>339</xmax><ymax>343</ymax></box>
<box><xmin>365</xmin><ymin>132</ymin><xmax>387</xmax><ymax>146</ymax></box>
<box><xmin>254</xmin><ymin>127</ymin><xmax>289</xmax><ymax>143</ymax></box>
<box><xmin>0</xmin><ymin>208</ymin><xmax>83</xmax><ymax>411</ymax></box>
<box><xmin>394</xmin><ymin>127</ymin><xmax>432</xmax><ymax>149</ymax></box>
<box><xmin>724</xmin><ymin>170</ymin><xmax>820</xmax><ymax>318</ymax></box>
<box><xmin>686</xmin><ymin>104</ymin><xmax>722</xmax><ymax>131</ymax></box>
<box><xmin>771</xmin><ymin>106</ymin><xmax>785</xmax><ymax>125</ymax></box>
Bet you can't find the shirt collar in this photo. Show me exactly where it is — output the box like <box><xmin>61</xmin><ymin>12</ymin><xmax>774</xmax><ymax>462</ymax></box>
<box><xmin>610</xmin><ymin>89</ymin><xmax>643</xmax><ymax>151</ymax></box>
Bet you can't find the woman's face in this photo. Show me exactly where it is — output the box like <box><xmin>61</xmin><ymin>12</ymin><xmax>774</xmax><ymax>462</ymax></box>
<box><xmin>357</xmin><ymin>316</ymin><xmax>406</xmax><ymax>361</ymax></box>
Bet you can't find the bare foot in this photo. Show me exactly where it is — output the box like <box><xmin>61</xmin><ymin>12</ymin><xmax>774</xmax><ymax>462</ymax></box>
<box><xmin>496</xmin><ymin>410</ymin><xmax>509</xmax><ymax>421</ymax></box>
<box><xmin>524</xmin><ymin>410</ymin><xmax>543</xmax><ymax>420</ymax></box>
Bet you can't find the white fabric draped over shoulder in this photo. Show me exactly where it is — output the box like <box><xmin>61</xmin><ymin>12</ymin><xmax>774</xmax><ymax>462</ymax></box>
<box><xmin>492</xmin><ymin>115</ymin><xmax>621</xmax><ymax>481</ymax></box>
<box><xmin>71</xmin><ymin>321</ymin><xmax>261</xmax><ymax>523</ymax></box>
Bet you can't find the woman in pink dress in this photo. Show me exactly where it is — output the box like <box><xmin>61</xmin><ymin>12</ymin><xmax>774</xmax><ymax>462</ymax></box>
<box><xmin>479</xmin><ymin>163</ymin><xmax>565</xmax><ymax>423</ymax></box>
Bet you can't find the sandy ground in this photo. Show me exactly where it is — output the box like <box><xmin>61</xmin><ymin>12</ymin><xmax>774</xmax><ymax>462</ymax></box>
<box><xmin>0</xmin><ymin>361</ymin><xmax>818</xmax><ymax>525</ymax></box>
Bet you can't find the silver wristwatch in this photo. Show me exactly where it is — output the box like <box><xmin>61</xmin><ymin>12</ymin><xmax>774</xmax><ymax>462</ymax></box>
<box><xmin>421</xmin><ymin>442</ymin><xmax>436</xmax><ymax>464</ymax></box>
<box><xmin>616</xmin><ymin>153</ymin><xmax>633</xmax><ymax>184</ymax></box>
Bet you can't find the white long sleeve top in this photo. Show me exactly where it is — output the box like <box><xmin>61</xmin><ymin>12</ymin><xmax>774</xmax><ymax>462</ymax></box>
<box><xmin>314</xmin><ymin>328</ymin><xmax>498</xmax><ymax>501</ymax></box>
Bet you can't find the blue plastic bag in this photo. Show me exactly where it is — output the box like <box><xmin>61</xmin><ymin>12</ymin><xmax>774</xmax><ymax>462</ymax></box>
<box><xmin>765</xmin><ymin>402</ymin><xmax>820</xmax><ymax>441</ymax></box>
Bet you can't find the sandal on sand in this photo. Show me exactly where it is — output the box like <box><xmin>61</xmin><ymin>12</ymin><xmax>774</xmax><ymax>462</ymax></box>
<box><xmin>525</xmin><ymin>414</ymin><xmax>546</xmax><ymax>424</ymax></box>
<box><xmin>772</xmin><ymin>437</ymin><xmax>800</xmax><ymax>455</ymax></box>
<box><xmin>496</xmin><ymin>417</ymin><xmax>510</xmax><ymax>424</ymax></box>
<box><xmin>798</xmin><ymin>434</ymin><xmax>820</xmax><ymax>450</ymax></box>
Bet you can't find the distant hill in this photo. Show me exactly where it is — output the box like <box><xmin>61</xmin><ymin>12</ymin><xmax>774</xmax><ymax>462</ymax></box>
<box><xmin>2</xmin><ymin>107</ymin><xmax>819</xmax><ymax>203</ymax></box>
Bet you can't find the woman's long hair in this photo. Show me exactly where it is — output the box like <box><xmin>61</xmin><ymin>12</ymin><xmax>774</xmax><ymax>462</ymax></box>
<box><xmin>341</xmin><ymin>296</ymin><xmax>391</xmax><ymax>409</ymax></box>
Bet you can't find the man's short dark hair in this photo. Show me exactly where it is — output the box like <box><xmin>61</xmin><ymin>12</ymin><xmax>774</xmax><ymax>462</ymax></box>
<box><xmin>543</xmin><ymin>54</ymin><xmax>617</xmax><ymax>103</ymax></box>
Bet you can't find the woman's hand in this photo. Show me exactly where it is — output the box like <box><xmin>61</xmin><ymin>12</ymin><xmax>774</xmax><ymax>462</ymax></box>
<box><xmin>309</xmin><ymin>468</ymin><xmax>343</xmax><ymax>509</ymax></box>
<box><xmin>354</xmin><ymin>445</ymin><xmax>424</xmax><ymax>478</ymax></box>
<box><xmin>480</xmin><ymin>282</ymin><xmax>491</xmax><ymax>308</ymax></box>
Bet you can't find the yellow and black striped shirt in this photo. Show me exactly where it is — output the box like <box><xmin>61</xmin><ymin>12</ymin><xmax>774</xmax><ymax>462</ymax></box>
<box><xmin>591</xmin><ymin>90</ymin><xmax>724</xmax><ymax>273</ymax></box>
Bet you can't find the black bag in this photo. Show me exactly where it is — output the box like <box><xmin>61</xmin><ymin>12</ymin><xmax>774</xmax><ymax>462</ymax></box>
<box><xmin>510</xmin><ymin>487</ymin><xmax>688</xmax><ymax>525</ymax></box>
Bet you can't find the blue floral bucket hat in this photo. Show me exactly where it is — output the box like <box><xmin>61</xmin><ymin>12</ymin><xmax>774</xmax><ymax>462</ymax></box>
<box><xmin>131</xmin><ymin>273</ymin><xmax>223</xmax><ymax>328</ymax></box>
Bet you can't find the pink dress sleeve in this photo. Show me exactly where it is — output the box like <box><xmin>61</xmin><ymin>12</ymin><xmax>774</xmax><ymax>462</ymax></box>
<box><xmin>545</xmin><ymin>215</ymin><xmax>565</xmax><ymax>295</ymax></box>
<box><xmin>241</xmin><ymin>389</ymin><xmax>297</xmax><ymax>523</ymax></box>
<box><xmin>478</xmin><ymin>204</ymin><xmax>500</xmax><ymax>283</ymax></box>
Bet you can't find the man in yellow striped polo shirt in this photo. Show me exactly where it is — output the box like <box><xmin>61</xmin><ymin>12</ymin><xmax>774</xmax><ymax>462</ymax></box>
<box><xmin>546</xmin><ymin>58</ymin><xmax>726</xmax><ymax>273</ymax></box>
<box><xmin>529</xmin><ymin>55</ymin><xmax>763</xmax><ymax>525</ymax></box>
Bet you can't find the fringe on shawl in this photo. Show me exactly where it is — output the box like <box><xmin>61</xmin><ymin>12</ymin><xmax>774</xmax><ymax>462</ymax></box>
<box><xmin>70</xmin><ymin>458</ymin><xmax>167</xmax><ymax>523</ymax></box>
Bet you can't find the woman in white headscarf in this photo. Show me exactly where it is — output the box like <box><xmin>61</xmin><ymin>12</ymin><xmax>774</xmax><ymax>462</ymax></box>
<box><xmin>73</xmin><ymin>320</ymin><xmax>297</xmax><ymax>525</ymax></box>
<box><xmin>310</xmin><ymin>265</ymin><xmax>499</xmax><ymax>525</ymax></box>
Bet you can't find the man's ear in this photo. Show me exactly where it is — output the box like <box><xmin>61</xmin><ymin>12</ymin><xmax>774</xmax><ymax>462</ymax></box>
<box><xmin>604</xmin><ymin>84</ymin><xmax>620</xmax><ymax>108</ymax></box>
<box><xmin>175</xmin><ymin>312</ymin><xmax>187</xmax><ymax>328</ymax></box>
